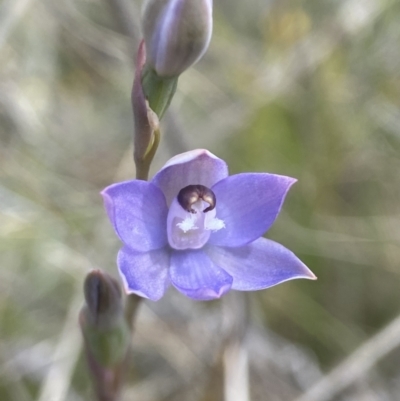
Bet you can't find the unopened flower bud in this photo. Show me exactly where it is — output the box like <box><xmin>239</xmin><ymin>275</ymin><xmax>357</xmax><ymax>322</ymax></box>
<box><xmin>83</xmin><ymin>269</ymin><xmax>122</xmax><ymax>327</ymax></box>
<box><xmin>142</xmin><ymin>0</ymin><xmax>213</xmax><ymax>77</ymax></box>
<box><xmin>80</xmin><ymin>270</ymin><xmax>130</xmax><ymax>367</ymax></box>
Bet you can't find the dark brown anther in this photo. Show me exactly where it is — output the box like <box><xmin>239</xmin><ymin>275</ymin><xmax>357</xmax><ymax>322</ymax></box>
<box><xmin>177</xmin><ymin>185</ymin><xmax>216</xmax><ymax>213</ymax></box>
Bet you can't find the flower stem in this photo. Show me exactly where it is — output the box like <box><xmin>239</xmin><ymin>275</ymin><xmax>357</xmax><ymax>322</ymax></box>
<box><xmin>134</xmin><ymin>127</ymin><xmax>160</xmax><ymax>181</ymax></box>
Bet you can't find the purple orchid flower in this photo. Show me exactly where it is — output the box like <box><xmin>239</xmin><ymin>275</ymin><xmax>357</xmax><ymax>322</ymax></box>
<box><xmin>102</xmin><ymin>149</ymin><xmax>316</xmax><ymax>301</ymax></box>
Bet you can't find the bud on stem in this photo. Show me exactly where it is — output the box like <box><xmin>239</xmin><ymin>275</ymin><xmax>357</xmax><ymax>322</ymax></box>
<box><xmin>142</xmin><ymin>0</ymin><xmax>213</xmax><ymax>78</ymax></box>
<box><xmin>132</xmin><ymin>0</ymin><xmax>213</xmax><ymax>179</ymax></box>
<box><xmin>80</xmin><ymin>270</ymin><xmax>131</xmax><ymax>401</ymax></box>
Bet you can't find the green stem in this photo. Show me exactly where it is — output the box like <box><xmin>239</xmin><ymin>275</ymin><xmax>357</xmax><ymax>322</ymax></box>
<box><xmin>134</xmin><ymin>127</ymin><xmax>161</xmax><ymax>181</ymax></box>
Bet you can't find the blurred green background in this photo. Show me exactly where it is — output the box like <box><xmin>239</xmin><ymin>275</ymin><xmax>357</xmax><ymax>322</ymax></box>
<box><xmin>2</xmin><ymin>0</ymin><xmax>400</xmax><ymax>400</ymax></box>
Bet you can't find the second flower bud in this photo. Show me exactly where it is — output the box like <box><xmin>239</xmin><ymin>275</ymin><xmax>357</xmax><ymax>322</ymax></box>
<box><xmin>142</xmin><ymin>0</ymin><xmax>213</xmax><ymax>77</ymax></box>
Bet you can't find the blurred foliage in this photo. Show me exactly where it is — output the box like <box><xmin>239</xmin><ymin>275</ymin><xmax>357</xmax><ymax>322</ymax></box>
<box><xmin>2</xmin><ymin>0</ymin><xmax>400</xmax><ymax>400</ymax></box>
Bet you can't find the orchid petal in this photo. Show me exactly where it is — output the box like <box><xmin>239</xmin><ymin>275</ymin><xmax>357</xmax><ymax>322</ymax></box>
<box><xmin>209</xmin><ymin>173</ymin><xmax>296</xmax><ymax>247</ymax></box>
<box><xmin>152</xmin><ymin>149</ymin><xmax>228</xmax><ymax>205</ymax></box>
<box><xmin>170</xmin><ymin>249</ymin><xmax>232</xmax><ymax>300</ymax></box>
<box><xmin>118</xmin><ymin>246</ymin><xmax>170</xmax><ymax>301</ymax></box>
<box><xmin>102</xmin><ymin>180</ymin><xmax>168</xmax><ymax>252</ymax></box>
<box><xmin>205</xmin><ymin>238</ymin><xmax>316</xmax><ymax>291</ymax></box>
